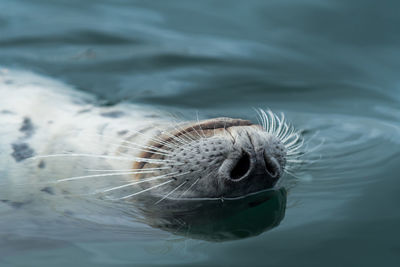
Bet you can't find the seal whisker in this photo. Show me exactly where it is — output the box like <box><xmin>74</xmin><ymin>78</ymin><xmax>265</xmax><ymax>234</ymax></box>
<box><xmin>283</xmin><ymin>169</ymin><xmax>306</xmax><ymax>180</ymax></box>
<box><xmin>286</xmin><ymin>159</ymin><xmax>305</xmax><ymax>163</ymax></box>
<box><xmin>179</xmin><ymin>178</ymin><xmax>200</xmax><ymax>198</ymax></box>
<box><xmin>254</xmin><ymin>108</ymin><xmax>264</xmax><ymax>130</ymax></box>
<box><xmin>277</xmin><ymin>114</ymin><xmax>289</xmax><ymax>139</ymax></box>
<box><xmin>117</xmin><ymin>143</ymin><xmax>170</xmax><ymax>156</ymax></box>
<box><xmin>279</xmin><ymin>126</ymin><xmax>294</xmax><ymax>142</ymax></box>
<box><xmin>286</xmin><ymin>152</ymin><xmax>304</xmax><ymax>158</ymax></box>
<box><xmin>286</xmin><ymin>149</ymin><xmax>303</xmax><ymax>155</ymax></box>
<box><xmin>155</xmin><ymin>181</ymin><xmax>188</xmax><ymax>204</ymax></box>
<box><xmin>115</xmin><ymin>151</ymin><xmax>178</xmax><ymax>165</ymax></box>
<box><xmin>274</xmin><ymin>112</ymin><xmax>284</xmax><ymax>137</ymax></box>
<box><xmin>287</xmin><ymin>139</ymin><xmax>325</xmax><ymax>161</ymax></box>
<box><xmin>279</xmin><ymin>124</ymin><xmax>291</xmax><ymax>140</ymax></box>
<box><xmin>269</xmin><ymin>110</ymin><xmax>278</xmax><ymax>134</ymax></box>
<box><xmin>260</xmin><ymin>109</ymin><xmax>273</xmax><ymax>133</ymax></box>
<box><xmin>286</xmin><ymin>142</ymin><xmax>304</xmax><ymax>153</ymax></box>
<box><xmin>114</xmin><ymin>179</ymin><xmax>175</xmax><ymax>200</ymax></box>
<box><xmin>172</xmin><ymin>125</ymin><xmax>198</xmax><ymax>144</ymax></box>
<box><xmin>122</xmin><ymin>127</ymin><xmax>179</xmax><ymax>150</ymax></box>
<box><xmin>86</xmin><ymin>167</ymin><xmax>169</xmax><ymax>172</ymax></box>
<box><xmin>285</xmin><ymin>137</ymin><xmax>304</xmax><ymax>151</ymax></box>
<box><xmin>117</xmin><ymin>136</ymin><xmax>173</xmax><ymax>154</ymax></box>
<box><xmin>196</xmin><ymin>112</ymin><xmax>207</xmax><ymax>139</ymax></box>
<box><xmin>99</xmin><ymin>171</ymin><xmax>182</xmax><ymax>193</ymax></box>
<box><xmin>57</xmin><ymin>169</ymin><xmax>163</xmax><ymax>182</ymax></box>
<box><xmin>82</xmin><ymin>133</ymin><xmax>171</xmax><ymax>155</ymax></box>
<box><xmin>260</xmin><ymin>109</ymin><xmax>271</xmax><ymax>132</ymax></box>
<box><xmin>282</xmin><ymin>132</ymin><xmax>301</xmax><ymax>146</ymax></box>
<box><xmin>152</xmin><ymin>124</ymin><xmax>191</xmax><ymax>146</ymax></box>
<box><xmin>286</xmin><ymin>159</ymin><xmax>319</xmax><ymax>166</ymax></box>
<box><xmin>260</xmin><ymin>109</ymin><xmax>268</xmax><ymax>130</ymax></box>
<box><xmin>187</xmin><ymin>124</ymin><xmax>204</xmax><ymax>140</ymax></box>
<box><xmin>31</xmin><ymin>154</ymin><xmax>135</xmax><ymax>162</ymax></box>
<box><xmin>31</xmin><ymin>153</ymin><xmax>179</xmax><ymax>165</ymax></box>
<box><xmin>178</xmin><ymin>118</ymin><xmax>206</xmax><ymax>141</ymax></box>
<box><xmin>172</xmin><ymin>121</ymin><xmax>198</xmax><ymax>142</ymax></box>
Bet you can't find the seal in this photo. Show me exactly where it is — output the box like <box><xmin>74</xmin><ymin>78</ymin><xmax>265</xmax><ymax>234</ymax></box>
<box><xmin>0</xmin><ymin>69</ymin><xmax>302</xmax><ymax>209</ymax></box>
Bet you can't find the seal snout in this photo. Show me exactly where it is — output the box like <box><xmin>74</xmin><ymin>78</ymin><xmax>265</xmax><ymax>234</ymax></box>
<box><xmin>216</xmin><ymin>127</ymin><xmax>286</xmax><ymax>197</ymax></box>
<box><xmin>226</xmin><ymin>148</ymin><xmax>281</xmax><ymax>183</ymax></box>
<box><xmin>137</xmin><ymin>118</ymin><xmax>288</xmax><ymax>199</ymax></box>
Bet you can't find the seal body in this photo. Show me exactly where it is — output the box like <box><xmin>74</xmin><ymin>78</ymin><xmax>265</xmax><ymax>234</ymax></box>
<box><xmin>0</xmin><ymin>69</ymin><xmax>165</xmax><ymax>202</ymax></box>
<box><xmin>0</xmin><ymin>69</ymin><xmax>298</xmax><ymax>206</ymax></box>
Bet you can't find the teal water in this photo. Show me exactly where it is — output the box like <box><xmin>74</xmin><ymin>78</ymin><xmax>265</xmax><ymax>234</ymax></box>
<box><xmin>1</xmin><ymin>0</ymin><xmax>400</xmax><ymax>266</ymax></box>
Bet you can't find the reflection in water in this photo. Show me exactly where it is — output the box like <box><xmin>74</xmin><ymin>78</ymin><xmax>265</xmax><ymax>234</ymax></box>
<box><xmin>134</xmin><ymin>188</ymin><xmax>286</xmax><ymax>241</ymax></box>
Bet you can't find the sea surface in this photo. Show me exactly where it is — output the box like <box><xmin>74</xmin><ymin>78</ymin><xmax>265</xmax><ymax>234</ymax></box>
<box><xmin>1</xmin><ymin>0</ymin><xmax>400</xmax><ymax>266</ymax></box>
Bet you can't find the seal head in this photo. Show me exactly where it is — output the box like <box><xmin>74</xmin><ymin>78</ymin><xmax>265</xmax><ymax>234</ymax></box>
<box><xmin>134</xmin><ymin>117</ymin><xmax>288</xmax><ymax>200</ymax></box>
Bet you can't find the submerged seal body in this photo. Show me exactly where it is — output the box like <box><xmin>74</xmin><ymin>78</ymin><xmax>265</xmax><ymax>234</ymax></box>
<box><xmin>0</xmin><ymin>69</ymin><xmax>301</xmax><ymax>209</ymax></box>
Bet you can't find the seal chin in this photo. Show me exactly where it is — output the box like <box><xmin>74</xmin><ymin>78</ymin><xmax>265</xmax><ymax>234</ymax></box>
<box><xmin>135</xmin><ymin>117</ymin><xmax>287</xmax><ymax>199</ymax></box>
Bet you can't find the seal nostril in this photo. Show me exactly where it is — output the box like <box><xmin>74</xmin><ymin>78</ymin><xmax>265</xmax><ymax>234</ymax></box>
<box><xmin>264</xmin><ymin>154</ymin><xmax>278</xmax><ymax>178</ymax></box>
<box><xmin>230</xmin><ymin>152</ymin><xmax>250</xmax><ymax>180</ymax></box>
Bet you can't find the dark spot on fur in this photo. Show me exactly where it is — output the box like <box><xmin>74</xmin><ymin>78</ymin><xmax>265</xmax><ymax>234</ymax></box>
<box><xmin>63</xmin><ymin>210</ymin><xmax>74</xmax><ymax>216</ymax></box>
<box><xmin>100</xmin><ymin>111</ymin><xmax>125</xmax><ymax>118</ymax></box>
<box><xmin>77</xmin><ymin>108</ymin><xmax>91</xmax><ymax>114</ymax></box>
<box><xmin>1</xmin><ymin>199</ymin><xmax>30</xmax><ymax>209</ymax></box>
<box><xmin>38</xmin><ymin>160</ymin><xmax>46</xmax><ymax>169</ymax></box>
<box><xmin>19</xmin><ymin>117</ymin><xmax>35</xmax><ymax>138</ymax></box>
<box><xmin>40</xmin><ymin>187</ymin><xmax>54</xmax><ymax>195</ymax></box>
<box><xmin>118</xmin><ymin>130</ymin><xmax>128</xmax><ymax>136</ymax></box>
<box><xmin>144</xmin><ymin>114</ymin><xmax>159</xmax><ymax>118</ymax></box>
<box><xmin>11</xmin><ymin>143</ymin><xmax>35</xmax><ymax>162</ymax></box>
<box><xmin>11</xmin><ymin>201</ymin><xmax>28</xmax><ymax>208</ymax></box>
<box><xmin>1</xmin><ymin>110</ymin><xmax>14</xmax><ymax>114</ymax></box>
<box><xmin>48</xmin><ymin>120</ymin><xmax>53</xmax><ymax>124</ymax></box>
<box><xmin>5</xmin><ymin>80</ymin><xmax>13</xmax><ymax>84</ymax></box>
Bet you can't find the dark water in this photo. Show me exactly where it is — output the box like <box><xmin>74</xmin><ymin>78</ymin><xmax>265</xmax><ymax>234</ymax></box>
<box><xmin>1</xmin><ymin>0</ymin><xmax>400</xmax><ymax>266</ymax></box>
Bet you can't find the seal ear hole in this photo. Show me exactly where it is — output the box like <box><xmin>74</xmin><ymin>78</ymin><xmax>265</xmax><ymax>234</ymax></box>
<box><xmin>230</xmin><ymin>152</ymin><xmax>250</xmax><ymax>180</ymax></box>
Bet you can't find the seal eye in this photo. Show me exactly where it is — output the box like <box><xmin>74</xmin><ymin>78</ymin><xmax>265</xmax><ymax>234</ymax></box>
<box><xmin>230</xmin><ymin>152</ymin><xmax>251</xmax><ymax>180</ymax></box>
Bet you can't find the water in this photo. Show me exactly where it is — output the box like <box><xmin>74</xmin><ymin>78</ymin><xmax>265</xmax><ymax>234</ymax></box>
<box><xmin>1</xmin><ymin>0</ymin><xmax>400</xmax><ymax>266</ymax></box>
